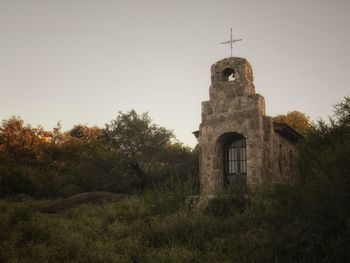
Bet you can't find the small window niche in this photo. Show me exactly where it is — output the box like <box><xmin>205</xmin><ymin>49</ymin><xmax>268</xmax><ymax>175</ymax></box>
<box><xmin>222</xmin><ymin>67</ymin><xmax>235</xmax><ymax>82</ymax></box>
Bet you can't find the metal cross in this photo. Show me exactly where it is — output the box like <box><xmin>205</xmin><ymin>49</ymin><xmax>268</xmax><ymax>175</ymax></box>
<box><xmin>221</xmin><ymin>28</ymin><xmax>242</xmax><ymax>57</ymax></box>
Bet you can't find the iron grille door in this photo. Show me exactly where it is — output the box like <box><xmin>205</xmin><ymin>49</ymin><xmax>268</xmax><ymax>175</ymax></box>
<box><xmin>224</xmin><ymin>137</ymin><xmax>246</xmax><ymax>184</ymax></box>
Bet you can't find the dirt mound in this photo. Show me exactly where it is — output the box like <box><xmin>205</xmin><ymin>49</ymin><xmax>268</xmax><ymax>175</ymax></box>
<box><xmin>40</xmin><ymin>191</ymin><xmax>128</xmax><ymax>213</ymax></box>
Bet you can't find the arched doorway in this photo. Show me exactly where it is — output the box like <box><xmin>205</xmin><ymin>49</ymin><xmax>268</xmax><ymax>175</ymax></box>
<box><xmin>220</xmin><ymin>133</ymin><xmax>247</xmax><ymax>185</ymax></box>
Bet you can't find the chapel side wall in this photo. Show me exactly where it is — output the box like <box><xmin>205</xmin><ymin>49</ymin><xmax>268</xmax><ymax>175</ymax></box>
<box><xmin>271</xmin><ymin>133</ymin><xmax>299</xmax><ymax>181</ymax></box>
<box><xmin>262</xmin><ymin>116</ymin><xmax>299</xmax><ymax>181</ymax></box>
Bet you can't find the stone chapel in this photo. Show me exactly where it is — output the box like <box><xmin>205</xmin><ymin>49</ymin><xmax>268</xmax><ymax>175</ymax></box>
<box><xmin>194</xmin><ymin>57</ymin><xmax>303</xmax><ymax>195</ymax></box>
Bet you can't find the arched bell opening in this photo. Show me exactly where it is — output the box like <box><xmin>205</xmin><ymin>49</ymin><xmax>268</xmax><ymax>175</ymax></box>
<box><xmin>222</xmin><ymin>67</ymin><xmax>235</xmax><ymax>82</ymax></box>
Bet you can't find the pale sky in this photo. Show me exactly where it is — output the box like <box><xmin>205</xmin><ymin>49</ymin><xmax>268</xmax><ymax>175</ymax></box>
<box><xmin>1</xmin><ymin>0</ymin><xmax>349</xmax><ymax>147</ymax></box>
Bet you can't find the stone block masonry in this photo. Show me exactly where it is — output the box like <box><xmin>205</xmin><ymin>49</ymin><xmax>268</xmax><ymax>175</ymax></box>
<box><xmin>196</xmin><ymin>57</ymin><xmax>302</xmax><ymax>195</ymax></box>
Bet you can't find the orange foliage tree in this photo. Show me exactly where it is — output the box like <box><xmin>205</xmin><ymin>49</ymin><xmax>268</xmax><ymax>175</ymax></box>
<box><xmin>0</xmin><ymin>116</ymin><xmax>45</xmax><ymax>162</ymax></box>
<box><xmin>273</xmin><ymin>111</ymin><xmax>313</xmax><ymax>137</ymax></box>
<box><xmin>67</xmin><ymin>124</ymin><xmax>102</xmax><ymax>143</ymax></box>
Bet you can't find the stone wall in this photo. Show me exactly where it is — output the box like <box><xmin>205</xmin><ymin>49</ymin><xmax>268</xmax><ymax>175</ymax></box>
<box><xmin>262</xmin><ymin>117</ymin><xmax>299</xmax><ymax>182</ymax></box>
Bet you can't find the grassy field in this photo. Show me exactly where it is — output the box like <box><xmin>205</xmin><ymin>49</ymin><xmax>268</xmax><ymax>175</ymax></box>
<box><xmin>1</xmin><ymin>177</ymin><xmax>349</xmax><ymax>263</ymax></box>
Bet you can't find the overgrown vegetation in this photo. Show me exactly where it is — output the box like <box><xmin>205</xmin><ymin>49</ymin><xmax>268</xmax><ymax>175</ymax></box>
<box><xmin>0</xmin><ymin>110</ymin><xmax>197</xmax><ymax>197</ymax></box>
<box><xmin>1</xmin><ymin>97</ymin><xmax>350</xmax><ymax>262</ymax></box>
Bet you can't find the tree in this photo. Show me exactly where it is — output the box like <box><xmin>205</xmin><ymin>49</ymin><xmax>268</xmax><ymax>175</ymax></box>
<box><xmin>0</xmin><ymin>117</ymin><xmax>46</xmax><ymax>196</ymax></box>
<box><xmin>51</xmin><ymin>121</ymin><xmax>63</xmax><ymax>144</ymax></box>
<box><xmin>274</xmin><ymin>110</ymin><xmax>313</xmax><ymax>136</ymax></box>
<box><xmin>0</xmin><ymin>116</ymin><xmax>44</xmax><ymax>162</ymax></box>
<box><xmin>104</xmin><ymin>110</ymin><xmax>174</xmax><ymax>187</ymax></box>
<box><xmin>298</xmin><ymin>96</ymin><xmax>350</xmax><ymax>179</ymax></box>
<box><xmin>334</xmin><ymin>96</ymin><xmax>350</xmax><ymax>126</ymax></box>
<box><xmin>68</xmin><ymin>124</ymin><xmax>102</xmax><ymax>143</ymax></box>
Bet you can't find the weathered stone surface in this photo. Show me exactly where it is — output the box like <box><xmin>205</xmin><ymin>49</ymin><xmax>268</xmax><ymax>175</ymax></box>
<box><xmin>196</xmin><ymin>57</ymin><xmax>299</xmax><ymax>195</ymax></box>
<box><xmin>186</xmin><ymin>195</ymin><xmax>216</xmax><ymax>211</ymax></box>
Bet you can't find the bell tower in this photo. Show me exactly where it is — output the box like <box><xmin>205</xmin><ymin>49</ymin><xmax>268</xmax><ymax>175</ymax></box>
<box><xmin>198</xmin><ymin>57</ymin><xmax>267</xmax><ymax>195</ymax></box>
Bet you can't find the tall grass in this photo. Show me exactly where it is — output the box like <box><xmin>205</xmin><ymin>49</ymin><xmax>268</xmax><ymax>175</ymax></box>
<box><xmin>1</xmin><ymin>172</ymin><xmax>349</xmax><ymax>262</ymax></box>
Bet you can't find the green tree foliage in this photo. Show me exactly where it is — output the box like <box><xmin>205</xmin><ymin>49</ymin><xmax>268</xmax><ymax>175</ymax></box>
<box><xmin>298</xmin><ymin>96</ymin><xmax>350</xmax><ymax>181</ymax></box>
<box><xmin>0</xmin><ymin>117</ymin><xmax>122</xmax><ymax>197</ymax></box>
<box><xmin>51</xmin><ymin>121</ymin><xmax>63</xmax><ymax>144</ymax></box>
<box><xmin>0</xmin><ymin>111</ymin><xmax>198</xmax><ymax>197</ymax></box>
<box><xmin>334</xmin><ymin>96</ymin><xmax>350</xmax><ymax>126</ymax></box>
<box><xmin>274</xmin><ymin>110</ymin><xmax>313</xmax><ymax>136</ymax></box>
<box><xmin>104</xmin><ymin>110</ymin><xmax>174</xmax><ymax>187</ymax></box>
<box><xmin>0</xmin><ymin>117</ymin><xmax>46</xmax><ymax>196</ymax></box>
